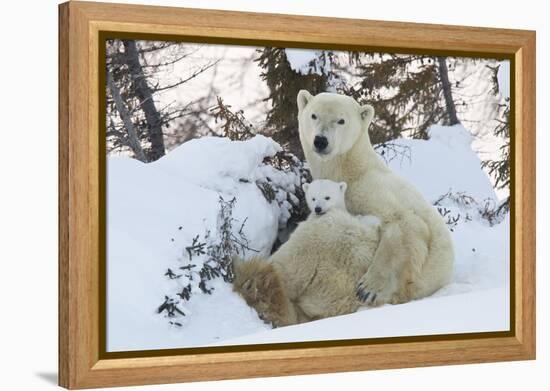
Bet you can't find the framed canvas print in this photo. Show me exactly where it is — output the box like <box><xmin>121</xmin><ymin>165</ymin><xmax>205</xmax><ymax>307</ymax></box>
<box><xmin>58</xmin><ymin>1</ymin><xmax>536</xmax><ymax>389</ymax></box>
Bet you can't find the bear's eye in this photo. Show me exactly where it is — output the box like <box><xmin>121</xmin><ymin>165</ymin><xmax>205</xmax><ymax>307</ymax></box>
<box><xmin>311</xmin><ymin>113</ymin><xmax>317</xmax><ymax>120</ymax></box>
<box><xmin>312</xmin><ymin>198</ymin><xmax>316</xmax><ymax>201</ymax></box>
<box><xmin>337</xmin><ymin>119</ymin><xmax>345</xmax><ymax>125</ymax></box>
<box><xmin>325</xmin><ymin>196</ymin><xmax>330</xmax><ymax>200</ymax></box>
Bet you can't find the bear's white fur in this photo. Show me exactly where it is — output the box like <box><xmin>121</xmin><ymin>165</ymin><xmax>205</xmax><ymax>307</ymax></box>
<box><xmin>233</xmin><ymin>180</ymin><xmax>380</xmax><ymax>326</ymax></box>
<box><xmin>303</xmin><ymin>179</ymin><xmax>348</xmax><ymax>217</ymax></box>
<box><xmin>297</xmin><ymin>90</ymin><xmax>454</xmax><ymax>306</ymax></box>
<box><xmin>304</xmin><ymin>179</ymin><xmax>382</xmax><ymax>232</ymax></box>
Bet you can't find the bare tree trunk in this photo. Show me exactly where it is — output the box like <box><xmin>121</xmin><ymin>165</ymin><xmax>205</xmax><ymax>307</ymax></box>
<box><xmin>437</xmin><ymin>56</ymin><xmax>459</xmax><ymax>125</ymax></box>
<box><xmin>107</xmin><ymin>70</ymin><xmax>147</xmax><ymax>162</ymax></box>
<box><xmin>123</xmin><ymin>40</ymin><xmax>166</xmax><ymax>161</ymax></box>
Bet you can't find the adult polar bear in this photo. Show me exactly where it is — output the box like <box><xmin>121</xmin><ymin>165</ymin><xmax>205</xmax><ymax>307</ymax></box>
<box><xmin>297</xmin><ymin>90</ymin><xmax>454</xmax><ymax>306</ymax></box>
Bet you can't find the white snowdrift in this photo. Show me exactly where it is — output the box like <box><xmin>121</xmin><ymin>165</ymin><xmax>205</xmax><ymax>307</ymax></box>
<box><xmin>217</xmin><ymin>288</ymin><xmax>508</xmax><ymax>346</ymax></box>
<box><xmin>107</xmin><ymin>125</ymin><xmax>509</xmax><ymax>352</ymax></box>
<box><xmin>390</xmin><ymin>124</ymin><xmax>497</xmax><ymax>201</ymax></box>
<box><xmin>107</xmin><ymin>135</ymin><xmax>282</xmax><ymax>351</ymax></box>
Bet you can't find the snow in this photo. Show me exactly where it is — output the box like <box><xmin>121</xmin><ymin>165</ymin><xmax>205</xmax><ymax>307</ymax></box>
<box><xmin>152</xmin><ymin>135</ymin><xmax>281</xmax><ymax>195</ymax></box>
<box><xmin>107</xmin><ymin>125</ymin><xmax>509</xmax><ymax>352</ymax></box>
<box><xmin>457</xmin><ymin>59</ymin><xmax>510</xmax><ymax>201</ymax></box>
<box><xmin>107</xmin><ymin>135</ymin><xmax>281</xmax><ymax>351</ymax></box>
<box><xmin>217</xmin><ymin>288</ymin><xmax>508</xmax><ymax>346</ymax></box>
<box><xmin>389</xmin><ymin>124</ymin><xmax>497</xmax><ymax>201</ymax></box>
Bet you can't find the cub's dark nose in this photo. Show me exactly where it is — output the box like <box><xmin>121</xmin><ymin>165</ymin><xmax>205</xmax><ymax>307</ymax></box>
<box><xmin>314</xmin><ymin>206</ymin><xmax>322</xmax><ymax>214</ymax></box>
<box><xmin>314</xmin><ymin>135</ymin><xmax>328</xmax><ymax>151</ymax></box>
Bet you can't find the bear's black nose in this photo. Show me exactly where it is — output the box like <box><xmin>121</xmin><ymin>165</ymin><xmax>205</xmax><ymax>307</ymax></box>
<box><xmin>314</xmin><ymin>206</ymin><xmax>322</xmax><ymax>214</ymax></box>
<box><xmin>314</xmin><ymin>135</ymin><xmax>328</xmax><ymax>151</ymax></box>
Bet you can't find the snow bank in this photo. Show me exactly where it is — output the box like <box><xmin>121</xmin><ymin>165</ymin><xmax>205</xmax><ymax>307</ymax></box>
<box><xmin>217</xmin><ymin>288</ymin><xmax>508</xmax><ymax>346</ymax></box>
<box><xmin>387</xmin><ymin>124</ymin><xmax>497</xmax><ymax>201</ymax></box>
<box><xmin>107</xmin><ymin>135</ymin><xmax>282</xmax><ymax>351</ymax></box>
<box><xmin>153</xmin><ymin>135</ymin><xmax>281</xmax><ymax>194</ymax></box>
<box><xmin>107</xmin><ymin>126</ymin><xmax>509</xmax><ymax>352</ymax></box>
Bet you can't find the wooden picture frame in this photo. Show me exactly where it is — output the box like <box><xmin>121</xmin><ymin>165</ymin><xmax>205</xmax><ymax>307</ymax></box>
<box><xmin>58</xmin><ymin>1</ymin><xmax>536</xmax><ymax>389</ymax></box>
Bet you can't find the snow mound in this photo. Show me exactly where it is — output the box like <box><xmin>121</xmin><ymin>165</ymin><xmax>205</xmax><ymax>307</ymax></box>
<box><xmin>217</xmin><ymin>288</ymin><xmax>508</xmax><ymax>346</ymax></box>
<box><xmin>152</xmin><ymin>135</ymin><xmax>281</xmax><ymax>194</ymax></box>
<box><xmin>388</xmin><ymin>124</ymin><xmax>497</xmax><ymax>202</ymax></box>
<box><xmin>107</xmin><ymin>136</ymin><xmax>283</xmax><ymax>351</ymax></box>
<box><xmin>107</xmin><ymin>126</ymin><xmax>509</xmax><ymax>351</ymax></box>
<box><xmin>429</xmin><ymin>124</ymin><xmax>473</xmax><ymax>148</ymax></box>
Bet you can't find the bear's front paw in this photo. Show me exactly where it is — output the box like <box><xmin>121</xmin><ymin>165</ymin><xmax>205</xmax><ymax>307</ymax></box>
<box><xmin>356</xmin><ymin>271</ymin><xmax>394</xmax><ymax>306</ymax></box>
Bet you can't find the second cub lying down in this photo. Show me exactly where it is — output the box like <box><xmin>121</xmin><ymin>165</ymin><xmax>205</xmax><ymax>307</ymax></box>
<box><xmin>233</xmin><ymin>180</ymin><xmax>381</xmax><ymax>326</ymax></box>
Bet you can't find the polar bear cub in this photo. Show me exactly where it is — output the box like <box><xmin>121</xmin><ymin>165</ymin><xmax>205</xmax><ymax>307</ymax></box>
<box><xmin>233</xmin><ymin>214</ymin><xmax>380</xmax><ymax>326</ymax></box>
<box><xmin>303</xmin><ymin>179</ymin><xmax>381</xmax><ymax>233</ymax></box>
<box><xmin>232</xmin><ymin>179</ymin><xmax>382</xmax><ymax>326</ymax></box>
<box><xmin>303</xmin><ymin>179</ymin><xmax>347</xmax><ymax>217</ymax></box>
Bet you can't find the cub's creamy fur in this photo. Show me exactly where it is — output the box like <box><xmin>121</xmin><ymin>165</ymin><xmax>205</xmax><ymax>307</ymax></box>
<box><xmin>303</xmin><ymin>179</ymin><xmax>348</xmax><ymax>217</ymax></box>
<box><xmin>304</xmin><ymin>179</ymin><xmax>381</xmax><ymax>230</ymax></box>
<box><xmin>233</xmin><ymin>181</ymin><xmax>380</xmax><ymax>326</ymax></box>
<box><xmin>297</xmin><ymin>90</ymin><xmax>454</xmax><ymax>306</ymax></box>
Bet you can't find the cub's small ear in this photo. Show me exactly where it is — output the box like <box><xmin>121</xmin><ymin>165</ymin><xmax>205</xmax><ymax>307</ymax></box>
<box><xmin>360</xmin><ymin>104</ymin><xmax>375</xmax><ymax>125</ymax></box>
<box><xmin>339</xmin><ymin>182</ymin><xmax>347</xmax><ymax>193</ymax></box>
<box><xmin>297</xmin><ymin>90</ymin><xmax>313</xmax><ymax>112</ymax></box>
<box><xmin>302</xmin><ymin>183</ymin><xmax>310</xmax><ymax>194</ymax></box>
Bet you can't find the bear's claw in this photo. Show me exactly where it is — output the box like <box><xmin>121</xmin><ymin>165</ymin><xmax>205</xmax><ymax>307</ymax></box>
<box><xmin>356</xmin><ymin>288</ymin><xmax>377</xmax><ymax>304</ymax></box>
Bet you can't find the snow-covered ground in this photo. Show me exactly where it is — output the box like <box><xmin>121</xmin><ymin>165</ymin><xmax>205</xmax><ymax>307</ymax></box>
<box><xmin>107</xmin><ymin>125</ymin><xmax>509</xmax><ymax>352</ymax></box>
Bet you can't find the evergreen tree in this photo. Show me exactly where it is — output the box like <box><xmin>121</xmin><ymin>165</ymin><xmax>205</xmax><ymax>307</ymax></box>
<box><xmin>342</xmin><ymin>54</ymin><xmax>460</xmax><ymax>144</ymax></box>
<box><xmin>482</xmin><ymin>64</ymin><xmax>510</xmax><ymax>212</ymax></box>
<box><xmin>256</xmin><ymin>48</ymin><xmax>331</xmax><ymax>158</ymax></box>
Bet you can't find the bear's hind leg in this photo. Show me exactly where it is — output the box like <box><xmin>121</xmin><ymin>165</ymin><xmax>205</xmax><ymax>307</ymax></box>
<box><xmin>233</xmin><ymin>257</ymin><xmax>298</xmax><ymax>327</ymax></box>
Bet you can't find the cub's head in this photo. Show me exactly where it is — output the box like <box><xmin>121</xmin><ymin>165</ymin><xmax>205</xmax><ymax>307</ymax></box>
<box><xmin>303</xmin><ymin>179</ymin><xmax>347</xmax><ymax>216</ymax></box>
<box><xmin>297</xmin><ymin>90</ymin><xmax>375</xmax><ymax>160</ymax></box>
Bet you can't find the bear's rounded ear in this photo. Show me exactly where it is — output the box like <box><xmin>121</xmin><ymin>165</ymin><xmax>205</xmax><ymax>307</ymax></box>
<box><xmin>360</xmin><ymin>104</ymin><xmax>375</xmax><ymax>125</ymax></box>
<box><xmin>297</xmin><ymin>90</ymin><xmax>313</xmax><ymax>112</ymax></box>
<box><xmin>339</xmin><ymin>182</ymin><xmax>347</xmax><ymax>194</ymax></box>
<box><xmin>302</xmin><ymin>183</ymin><xmax>310</xmax><ymax>193</ymax></box>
